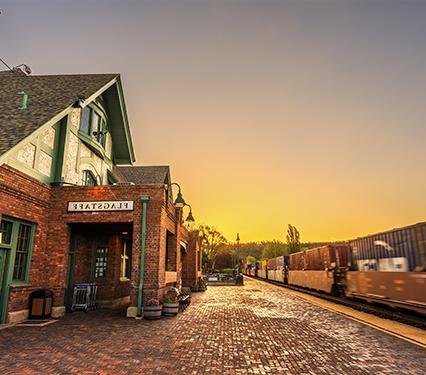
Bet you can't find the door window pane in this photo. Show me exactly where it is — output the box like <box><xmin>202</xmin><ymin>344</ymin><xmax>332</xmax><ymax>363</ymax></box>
<box><xmin>0</xmin><ymin>220</ymin><xmax>13</xmax><ymax>245</ymax></box>
<box><xmin>94</xmin><ymin>247</ymin><xmax>108</xmax><ymax>279</ymax></box>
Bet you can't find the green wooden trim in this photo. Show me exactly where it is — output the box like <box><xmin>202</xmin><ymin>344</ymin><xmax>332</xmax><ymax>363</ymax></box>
<box><xmin>0</xmin><ymin>216</ymin><xmax>36</xmax><ymax>323</ymax></box>
<box><xmin>0</xmin><ymin>249</ymin><xmax>12</xmax><ymax>323</ymax></box>
<box><xmin>77</xmin><ymin>131</ymin><xmax>106</xmax><ymax>160</ymax></box>
<box><xmin>65</xmin><ymin>230</ymin><xmax>76</xmax><ymax>312</ymax></box>
<box><xmin>115</xmin><ymin>77</ymin><xmax>135</xmax><ymax>163</ymax></box>
<box><xmin>5</xmin><ymin>159</ymin><xmax>53</xmax><ymax>184</ymax></box>
<box><xmin>20</xmin><ymin>224</ymin><xmax>35</xmax><ymax>283</ymax></box>
<box><xmin>2</xmin><ymin>217</ymin><xmax>36</xmax><ymax>284</ymax></box>
<box><xmin>53</xmin><ymin>117</ymin><xmax>68</xmax><ymax>182</ymax></box>
<box><xmin>137</xmin><ymin>195</ymin><xmax>150</xmax><ymax>317</ymax></box>
<box><xmin>80</xmin><ymin>78</ymin><xmax>117</xmax><ymax>112</ymax></box>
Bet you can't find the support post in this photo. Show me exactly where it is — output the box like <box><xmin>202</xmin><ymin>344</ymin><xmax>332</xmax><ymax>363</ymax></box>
<box><xmin>137</xmin><ymin>195</ymin><xmax>149</xmax><ymax>317</ymax></box>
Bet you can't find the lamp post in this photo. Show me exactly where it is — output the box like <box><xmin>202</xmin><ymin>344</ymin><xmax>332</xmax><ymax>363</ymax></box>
<box><xmin>171</xmin><ymin>182</ymin><xmax>185</xmax><ymax>207</ymax></box>
<box><xmin>235</xmin><ymin>233</ymin><xmax>240</xmax><ymax>271</ymax></box>
<box><xmin>183</xmin><ymin>203</ymin><xmax>195</xmax><ymax>222</ymax></box>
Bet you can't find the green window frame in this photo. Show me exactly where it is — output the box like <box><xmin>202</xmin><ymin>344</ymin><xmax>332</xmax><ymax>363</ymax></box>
<box><xmin>0</xmin><ymin>217</ymin><xmax>36</xmax><ymax>285</ymax></box>
<box><xmin>79</xmin><ymin>104</ymin><xmax>108</xmax><ymax>148</ymax></box>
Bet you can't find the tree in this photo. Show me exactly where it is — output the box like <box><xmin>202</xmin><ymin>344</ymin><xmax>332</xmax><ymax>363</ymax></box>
<box><xmin>214</xmin><ymin>247</ymin><xmax>235</xmax><ymax>270</ymax></box>
<box><xmin>197</xmin><ymin>225</ymin><xmax>227</xmax><ymax>272</ymax></box>
<box><xmin>286</xmin><ymin>224</ymin><xmax>301</xmax><ymax>254</ymax></box>
<box><xmin>262</xmin><ymin>240</ymin><xmax>288</xmax><ymax>259</ymax></box>
<box><xmin>246</xmin><ymin>255</ymin><xmax>257</xmax><ymax>264</ymax></box>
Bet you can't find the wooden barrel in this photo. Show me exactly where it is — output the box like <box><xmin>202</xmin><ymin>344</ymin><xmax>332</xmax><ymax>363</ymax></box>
<box><xmin>162</xmin><ymin>303</ymin><xmax>179</xmax><ymax>316</ymax></box>
<box><xmin>144</xmin><ymin>305</ymin><xmax>162</xmax><ymax>319</ymax></box>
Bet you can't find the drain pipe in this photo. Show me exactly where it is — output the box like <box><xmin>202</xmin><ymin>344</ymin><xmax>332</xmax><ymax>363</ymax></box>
<box><xmin>137</xmin><ymin>195</ymin><xmax>150</xmax><ymax>318</ymax></box>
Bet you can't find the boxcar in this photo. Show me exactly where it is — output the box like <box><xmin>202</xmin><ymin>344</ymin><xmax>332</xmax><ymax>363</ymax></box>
<box><xmin>346</xmin><ymin>222</ymin><xmax>426</xmax><ymax>314</ymax></box>
<box><xmin>288</xmin><ymin>245</ymin><xmax>350</xmax><ymax>294</ymax></box>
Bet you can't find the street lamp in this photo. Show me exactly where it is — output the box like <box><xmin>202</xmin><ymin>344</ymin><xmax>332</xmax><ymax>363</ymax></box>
<box><xmin>171</xmin><ymin>182</ymin><xmax>185</xmax><ymax>207</ymax></box>
<box><xmin>235</xmin><ymin>233</ymin><xmax>240</xmax><ymax>271</ymax></box>
<box><xmin>184</xmin><ymin>203</ymin><xmax>195</xmax><ymax>222</ymax></box>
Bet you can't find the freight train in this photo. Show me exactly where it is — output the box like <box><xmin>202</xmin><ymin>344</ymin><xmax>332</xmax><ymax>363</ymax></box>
<box><xmin>243</xmin><ymin>222</ymin><xmax>426</xmax><ymax>315</ymax></box>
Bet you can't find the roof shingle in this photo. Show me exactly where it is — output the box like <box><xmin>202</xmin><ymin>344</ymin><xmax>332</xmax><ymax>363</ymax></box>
<box><xmin>0</xmin><ymin>72</ymin><xmax>118</xmax><ymax>156</ymax></box>
<box><xmin>115</xmin><ymin>166</ymin><xmax>170</xmax><ymax>185</ymax></box>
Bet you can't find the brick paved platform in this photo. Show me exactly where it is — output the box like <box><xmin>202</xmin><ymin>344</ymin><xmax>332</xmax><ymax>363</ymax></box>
<box><xmin>0</xmin><ymin>278</ymin><xmax>425</xmax><ymax>374</ymax></box>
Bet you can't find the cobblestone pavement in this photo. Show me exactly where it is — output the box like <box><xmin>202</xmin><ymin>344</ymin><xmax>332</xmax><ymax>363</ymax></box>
<box><xmin>0</xmin><ymin>278</ymin><xmax>425</xmax><ymax>375</ymax></box>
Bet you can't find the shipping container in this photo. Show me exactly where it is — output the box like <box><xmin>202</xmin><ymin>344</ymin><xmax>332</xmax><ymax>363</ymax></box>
<box><xmin>289</xmin><ymin>245</ymin><xmax>350</xmax><ymax>271</ymax></box>
<box><xmin>267</xmin><ymin>258</ymin><xmax>277</xmax><ymax>270</ymax></box>
<box><xmin>350</xmin><ymin>222</ymin><xmax>426</xmax><ymax>272</ymax></box>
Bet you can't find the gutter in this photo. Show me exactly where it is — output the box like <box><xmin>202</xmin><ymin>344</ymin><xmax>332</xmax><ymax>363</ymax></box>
<box><xmin>137</xmin><ymin>195</ymin><xmax>150</xmax><ymax>317</ymax></box>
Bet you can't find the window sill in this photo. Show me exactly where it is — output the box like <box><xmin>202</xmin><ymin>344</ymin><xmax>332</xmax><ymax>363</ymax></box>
<box><xmin>77</xmin><ymin>131</ymin><xmax>106</xmax><ymax>160</ymax></box>
<box><xmin>10</xmin><ymin>282</ymin><xmax>30</xmax><ymax>288</ymax></box>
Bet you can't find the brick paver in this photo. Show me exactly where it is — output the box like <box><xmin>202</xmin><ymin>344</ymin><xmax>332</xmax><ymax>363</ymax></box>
<box><xmin>0</xmin><ymin>278</ymin><xmax>425</xmax><ymax>374</ymax></box>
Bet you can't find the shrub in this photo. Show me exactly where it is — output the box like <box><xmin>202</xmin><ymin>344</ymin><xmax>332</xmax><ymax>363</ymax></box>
<box><xmin>161</xmin><ymin>296</ymin><xmax>177</xmax><ymax>304</ymax></box>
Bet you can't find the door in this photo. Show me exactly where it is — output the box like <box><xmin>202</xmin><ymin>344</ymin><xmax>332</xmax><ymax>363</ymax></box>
<box><xmin>0</xmin><ymin>249</ymin><xmax>7</xmax><ymax>295</ymax></box>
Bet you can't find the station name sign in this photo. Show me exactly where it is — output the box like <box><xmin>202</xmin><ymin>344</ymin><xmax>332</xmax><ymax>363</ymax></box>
<box><xmin>67</xmin><ymin>200</ymin><xmax>134</xmax><ymax>212</ymax></box>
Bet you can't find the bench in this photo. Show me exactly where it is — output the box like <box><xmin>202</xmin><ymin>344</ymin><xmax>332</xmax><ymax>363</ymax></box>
<box><xmin>178</xmin><ymin>292</ymin><xmax>191</xmax><ymax>312</ymax></box>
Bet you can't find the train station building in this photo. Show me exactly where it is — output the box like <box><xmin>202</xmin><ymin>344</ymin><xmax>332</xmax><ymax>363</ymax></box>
<box><xmin>0</xmin><ymin>70</ymin><xmax>202</xmax><ymax>324</ymax></box>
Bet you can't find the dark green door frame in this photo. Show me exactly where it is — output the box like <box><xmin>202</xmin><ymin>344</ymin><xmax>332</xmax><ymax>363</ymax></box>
<box><xmin>65</xmin><ymin>230</ymin><xmax>76</xmax><ymax>312</ymax></box>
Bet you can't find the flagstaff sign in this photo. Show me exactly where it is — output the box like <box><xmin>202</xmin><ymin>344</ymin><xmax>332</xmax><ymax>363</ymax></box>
<box><xmin>67</xmin><ymin>200</ymin><xmax>134</xmax><ymax>212</ymax></box>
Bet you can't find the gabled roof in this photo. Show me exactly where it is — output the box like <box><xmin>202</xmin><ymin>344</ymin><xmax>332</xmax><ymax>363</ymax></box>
<box><xmin>114</xmin><ymin>165</ymin><xmax>171</xmax><ymax>185</ymax></box>
<box><xmin>0</xmin><ymin>71</ymin><xmax>135</xmax><ymax>163</ymax></box>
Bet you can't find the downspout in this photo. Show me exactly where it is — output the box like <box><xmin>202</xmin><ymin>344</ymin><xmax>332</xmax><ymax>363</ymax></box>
<box><xmin>137</xmin><ymin>195</ymin><xmax>150</xmax><ymax>317</ymax></box>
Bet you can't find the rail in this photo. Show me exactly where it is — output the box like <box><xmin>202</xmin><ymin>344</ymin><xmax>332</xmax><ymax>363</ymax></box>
<box><xmin>245</xmin><ymin>274</ymin><xmax>426</xmax><ymax>329</ymax></box>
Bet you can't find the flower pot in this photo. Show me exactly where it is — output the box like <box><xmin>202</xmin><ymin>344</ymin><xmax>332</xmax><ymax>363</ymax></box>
<box><xmin>162</xmin><ymin>302</ymin><xmax>179</xmax><ymax>316</ymax></box>
<box><xmin>144</xmin><ymin>305</ymin><xmax>162</xmax><ymax>320</ymax></box>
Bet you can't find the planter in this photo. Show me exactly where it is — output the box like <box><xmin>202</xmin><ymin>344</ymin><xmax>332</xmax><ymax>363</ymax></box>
<box><xmin>162</xmin><ymin>302</ymin><xmax>179</xmax><ymax>316</ymax></box>
<box><xmin>144</xmin><ymin>305</ymin><xmax>163</xmax><ymax>320</ymax></box>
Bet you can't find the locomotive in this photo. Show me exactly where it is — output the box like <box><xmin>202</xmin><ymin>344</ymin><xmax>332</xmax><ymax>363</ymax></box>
<box><xmin>243</xmin><ymin>222</ymin><xmax>426</xmax><ymax>315</ymax></box>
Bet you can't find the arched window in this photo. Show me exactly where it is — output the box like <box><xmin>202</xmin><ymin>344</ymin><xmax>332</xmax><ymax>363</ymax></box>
<box><xmin>81</xmin><ymin>170</ymin><xmax>97</xmax><ymax>186</ymax></box>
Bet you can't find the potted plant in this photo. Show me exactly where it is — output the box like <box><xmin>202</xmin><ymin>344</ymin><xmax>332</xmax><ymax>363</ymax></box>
<box><xmin>162</xmin><ymin>295</ymin><xmax>179</xmax><ymax>317</ymax></box>
<box><xmin>198</xmin><ymin>278</ymin><xmax>207</xmax><ymax>292</ymax></box>
<box><xmin>144</xmin><ymin>298</ymin><xmax>162</xmax><ymax>320</ymax></box>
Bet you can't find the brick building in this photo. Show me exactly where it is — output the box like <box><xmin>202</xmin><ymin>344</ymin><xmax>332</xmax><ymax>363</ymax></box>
<box><xmin>0</xmin><ymin>69</ymin><xmax>202</xmax><ymax>324</ymax></box>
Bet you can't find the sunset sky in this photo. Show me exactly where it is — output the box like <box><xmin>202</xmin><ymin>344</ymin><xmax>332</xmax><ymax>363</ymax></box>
<box><xmin>2</xmin><ymin>0</ymin><xmax>425</xmax><ymax>242</ymax></box>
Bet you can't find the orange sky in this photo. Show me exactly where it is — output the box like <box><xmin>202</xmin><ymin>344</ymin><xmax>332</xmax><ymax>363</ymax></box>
<box><xmin>2</xmin><ymin>1</ymin><xmax>426</xmax><ymax>242</ymax></box>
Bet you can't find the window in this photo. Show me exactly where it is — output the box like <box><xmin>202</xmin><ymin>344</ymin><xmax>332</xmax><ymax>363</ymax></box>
<box><xmin>81</xmin><ymin>170</ymin><xmax>97</xmax><ymax>186</ymax></box>
<box><xmin>94</xmin><ymin>246</ymin><xmax>108</xmax><ymax>279</ymax></box>
<box><xmin>80</xmin><ymin>107</ymin><xmax>91</xmax><ymax>134</ymax></box>
<box><xmin>0</xmin><ymin>218</ymin><xmax>35</xmax><ymax>283</ymax></box>
<box><xmin>13</xmin><ymin>224</ymin><xmax>33</xmax><ymax>281</ymax></box>
<box><xmin>79</xmin><ymin>105</ymin><xmax>107</xmax><ymax>147</ymax></box>
<box><xmin>120</xmin><ymin>238</ymin><xmax>132</xmax><ymax>280</ymax></box>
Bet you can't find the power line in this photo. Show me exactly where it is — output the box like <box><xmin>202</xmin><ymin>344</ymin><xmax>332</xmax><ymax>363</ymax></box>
<box><xmin>0</xmin><ymin>57</ymin><xmax>13</xmax><ymax>71</ymax></box>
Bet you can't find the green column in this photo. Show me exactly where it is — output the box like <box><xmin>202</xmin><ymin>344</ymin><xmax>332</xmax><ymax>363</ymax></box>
<box><xmin>137</xmin><ymin>196</ymin><xmax>149</xmax><ymax>317</ymax></box>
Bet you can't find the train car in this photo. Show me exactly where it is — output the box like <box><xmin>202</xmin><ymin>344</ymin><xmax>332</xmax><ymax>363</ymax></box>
<box><xmin>288</xmin><ymin>244</ymin><xmax>350</xmax><ymax>294</ymax></box>
<box><xmin>267</xmin><ymin>256</ymin><xmax>286</xmax><ymax>283</ymax></box>
<box><xmin>258</xmin><ymin>260</ymin><xmax>268</xmax><ymax>279</ymax></box>
<box><xmin>346</xmin><ymin>222</ymin><xmax>426</xmax><ymax>314</ymax></box>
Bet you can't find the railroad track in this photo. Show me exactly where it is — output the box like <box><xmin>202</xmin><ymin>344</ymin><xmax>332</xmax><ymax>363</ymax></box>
<box><xmin>245</xmin><ymin>275</ymin><xmax>426</xmax><ymax>330</ymax></box>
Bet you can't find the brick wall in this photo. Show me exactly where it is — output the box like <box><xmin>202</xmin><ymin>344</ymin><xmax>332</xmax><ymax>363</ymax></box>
<box><xmin>0</xmin><ymin>165</ymin><xmax>52</xmax><ymax>312</ymax></box>
<box><xmin>0</xmin><ymin>164</ymin><xmax>198</xmax><ymax>319</ymax></box>
<box><xmin>182</xmin><ymin>230</ymin><xmax>202</xmax><ymax>288</ymax></box>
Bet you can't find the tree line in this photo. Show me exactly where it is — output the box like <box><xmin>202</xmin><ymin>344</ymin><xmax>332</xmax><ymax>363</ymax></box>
<box><xmin>196</xmin><ymin>223</ymin><xmax>326</xmax><ymax>272</ymax></box>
